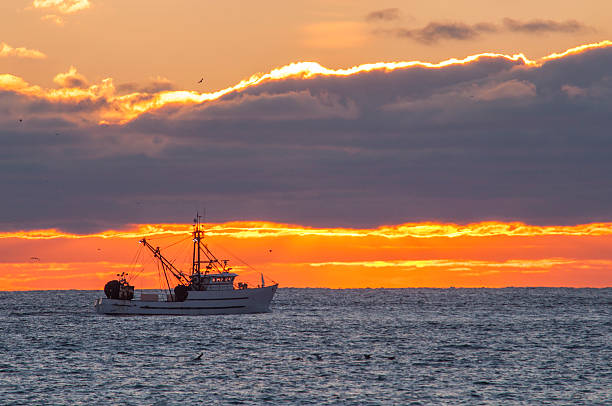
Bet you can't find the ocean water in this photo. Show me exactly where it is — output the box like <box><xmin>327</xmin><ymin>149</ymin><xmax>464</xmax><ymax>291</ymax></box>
<box><xmin>0</xmin><ymin>288</ymin><xmax>610</xmax><ymax>405</ymax></box>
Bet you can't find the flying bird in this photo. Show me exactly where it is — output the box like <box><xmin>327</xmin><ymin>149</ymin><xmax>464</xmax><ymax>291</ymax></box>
<box><xmin>197</xmin><ymin>78</ymin><xmax>204</xmax><ymax>83</ymax></box>
<box><xmin>30</xmin><ymin>257</ymin><xmax>40</xmax><ymax>261</ymax></box>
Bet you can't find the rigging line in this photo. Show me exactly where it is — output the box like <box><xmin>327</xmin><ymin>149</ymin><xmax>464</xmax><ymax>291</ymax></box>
<box><xmin>176</xmin><ymin>236</ymin><xmax>193</xmax><ymax>272</ymax></box>
<box><xmin>263</xmin><ymin>274</ymin><xmax>278</xmax><ymax>285</ymax></box>
<box><xmin>132</xmin><ymin>244</ymin><xmax>156</xmax><ymax>284</ymax></box>
<box><xmin>146</xmin><ymin>232</ymin><xmax>190</xmax><ymax>242</ymax></box>
<box><xmin>129</xmin><ymin>246</ymin><xmax>147</xmax><ymax>282</ymax></box>
<box><xmin>160</xmin><ymin>235</ymin><xmax>192</xmax><ymax>250</ymax></box>
<box><xmin>130</xmin><ymin>245</ymin><xmax>141</xmax><ymax>268</ymax></box>
<box><xmin>165</xmin><ymin>240</ymin><xmax>191</xmax><ymax>271</ymax></box>
<box><xmin>196</xmin><ymin>242</ymin><xmax>221</xmax><ymax>272</ymax></box>
<box><xmin>140</xmin><ymin>238</ymin><xmax>189</xmax><ymax>283</ymax></box>
<box><xmin>127</xmin><ymin>248</ymin><xmax>140</xmax><ymax>283</ymax></box>
<box><xmin>208</xmin><ymin>242</ymin><xmax>258</xmax><ymax>272</ymax></box>
<box><xmin>169</xmin><ymin>236</ymin><xmax>192</xmax><ymax>271</ymax></box>
<box><xmin>208</xmin><ymin>241</ymin><xmax>277</xmax><ymax>285</ymax></box>
<box><xmin>124</xmin><ymin>243</ymin><xmax>143</xmax><ymax>284</ymax></box>
<box><xmin>199</xmin><ymin>238</ymin><xmax>228</xmax><ymax>273</ymax></box>
<box><xmin>161</xmin><ymin>261</ymin><xmax>174</xmax><ymax>299</ymax></box>
<box><xmin>125</xmin><ymin>252</ymin><xmax>138</xmax><ymax>282</ymax></box>
<box><xmin>126</xmin><ymin>243</ymin><xmax>139</xmax><ymax>267</ymax></box>
<box><xmin>157</xmin><ymin>260</ymin><xmax>163</xmax><ymax>293</ymax></box>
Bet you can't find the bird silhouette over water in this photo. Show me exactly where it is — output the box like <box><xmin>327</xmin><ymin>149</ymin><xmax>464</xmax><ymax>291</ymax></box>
<box><xmin>197</xmin><ymin>78</ymin><xmax>204</xmax><ymax>83</ymax></box>
<box><xmin>192</xmin><ymin>352</ymin><xmax>203</xmax><ymax>361</ymax></box>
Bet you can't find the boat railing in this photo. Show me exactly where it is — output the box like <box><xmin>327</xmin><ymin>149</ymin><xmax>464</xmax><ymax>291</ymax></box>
<box><xmin>134</xmin><ymin>291</ymin><xmax>173</xmax><ymax>302</ymax></box>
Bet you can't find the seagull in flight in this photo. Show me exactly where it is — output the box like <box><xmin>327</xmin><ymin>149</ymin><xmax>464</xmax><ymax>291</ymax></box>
<box><xmin>197</xmin><ymin>77</ymin><xmax>204</xmax><ymax>83</ymax></box>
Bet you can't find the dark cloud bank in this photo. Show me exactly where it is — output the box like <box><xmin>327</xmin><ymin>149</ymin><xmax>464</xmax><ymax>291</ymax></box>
<box><xmin>2</xmin><ymin>46</ymin><xmax>612</xmax><ymax>232</ymax></box>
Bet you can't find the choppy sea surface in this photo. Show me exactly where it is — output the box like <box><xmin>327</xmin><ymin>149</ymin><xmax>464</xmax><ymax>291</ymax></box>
<box><xmin>0</xmin><ymin>288</ymin><xmax>610</xmax><ymax>405</ymax></box>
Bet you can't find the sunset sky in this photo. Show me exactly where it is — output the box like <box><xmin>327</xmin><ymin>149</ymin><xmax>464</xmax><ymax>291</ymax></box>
<box><xmin>2</xmin><ymin>1</ymin><xmax>612</xmax><ymax>289</ymax></box>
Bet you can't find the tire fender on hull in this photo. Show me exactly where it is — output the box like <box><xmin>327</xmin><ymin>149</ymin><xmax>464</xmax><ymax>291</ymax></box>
<box><xmin>104</xmin><ymin>280</ymin><xmax>120</xmax><ymax>299</ymax></box>
<box><xmin>174</xmin><ymin>285</ymin><xmax>189</xmax><ymax>302</ymax></box>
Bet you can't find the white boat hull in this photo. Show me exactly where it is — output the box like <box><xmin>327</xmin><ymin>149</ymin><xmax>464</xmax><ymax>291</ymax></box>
<box><xmin>94</xmin><ymin>284</ymin><xmax>277</xmax><ymax>315</ymax></box>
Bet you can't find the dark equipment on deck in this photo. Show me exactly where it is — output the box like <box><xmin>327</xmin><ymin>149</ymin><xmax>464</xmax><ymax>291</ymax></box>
<box><xmin>104</xmin><ymin>273</ymin><xmax>134</xmax><ymax>300</ymax></box>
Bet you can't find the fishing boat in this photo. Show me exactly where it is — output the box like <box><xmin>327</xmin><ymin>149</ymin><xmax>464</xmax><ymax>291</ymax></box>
<box><xmin>94</xmin><ymin>214</ymin><xmax>278</xmax><ymax>315</ymax></box>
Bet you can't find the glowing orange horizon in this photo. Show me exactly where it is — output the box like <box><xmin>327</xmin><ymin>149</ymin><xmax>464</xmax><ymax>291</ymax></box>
<box><xmin>1</xmin><ymin>40</ymin><xmax>611</xmax><ymax>125</ymax></box>
<box><xmin>4</xmin><ymin>220</ymin><xmax>612</xmax><ymax>240</ymax></box>
<box><xmin>1</xmin><ymin>256</ymin><xmax>610</xmax><ymax>290</ymax></box>
<box><xmin>1</xmin><ymin>220</ymin><xmax>612</xmax><ymax>290</ymax></box>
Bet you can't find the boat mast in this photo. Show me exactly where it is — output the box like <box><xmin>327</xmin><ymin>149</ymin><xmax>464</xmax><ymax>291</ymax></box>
<box><xmin>191</xmin><ymin>212</ymin><xmax>229</xmax><ymax>274</ymax></box>
<box><xmin>192</xmin><ymin>213</ymin><xmax>202</xmax><ymax>276</ymax></box>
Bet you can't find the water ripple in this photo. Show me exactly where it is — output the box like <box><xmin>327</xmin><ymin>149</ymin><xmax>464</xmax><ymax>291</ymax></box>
<box><xmin>0</xmin><ymin>288</ymin><xmax>610</xmax><ymax>404</ymax></box>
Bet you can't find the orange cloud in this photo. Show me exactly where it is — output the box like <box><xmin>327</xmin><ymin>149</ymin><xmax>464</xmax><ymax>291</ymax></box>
<box><xmin>53</xmin><ymin>66</ymin><xmax>89</xmax><ymax>88</ymax></box>
<box><xmin>541</xmin><ymin>41</ymin><xmax>612</xmax><ymax>61</ymax></box>
<box><xmin>32</xmin><ymin>0</ymin><xmax>90</xmax><ymax>14</ymax></box>
<box><xmin>2</xmin><ymin>41</ymin><xmax>611</xmax><ymax>125</ymax></box>
<box><xmin>4</xmin><ymin>221</ymin><xmax>612</xmax><ymax>241</ymax></box>
<box><xmin>308</xmin><ymin>258</ymin><xmax>582</xmax><ymax>269</ymax></box>
<box><xmin>0</xmin><ymin>42</ymin><xmax>46</xmax><ymax>59</ymax></box>
<box><xmin>0</xmin><ymin>74</ymin><xmax>33</xmax><ymax>91</ymax></box>
<box><xmin>41</xmin><ymin>14</ymin><xmax>64</xmax><ymax>25</ymax></box>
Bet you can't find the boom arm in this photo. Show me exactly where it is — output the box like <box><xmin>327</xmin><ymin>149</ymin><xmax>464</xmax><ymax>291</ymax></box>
<box><xmin>139</xmin><ymin>238</ymin><xmax>190</xmax><ymax>285</ymax></box>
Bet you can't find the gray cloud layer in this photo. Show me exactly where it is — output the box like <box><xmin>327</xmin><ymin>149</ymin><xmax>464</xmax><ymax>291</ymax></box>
<box><xmin>365</xmin><ymin>8</ymin><xmax>401</xmax><ymax>22</ymax></box>
<box><xmin>503</xmin><ymin>18</ymin><xmax>588</xmax><ymax>33</ymax></box>
<box><xmin>1</xmin><ymin>46</ymin><xmax>612</xmax><ymax>231</ymax></box>
<box><xmin>374</xmin><ymin>18</ymin><xmax>591</xmax><ymax>43</ymax></box>
<box><xmin>392</xmin><ymin>22</ymin><xmax>497</xmax><ymax>44</ymax></box>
